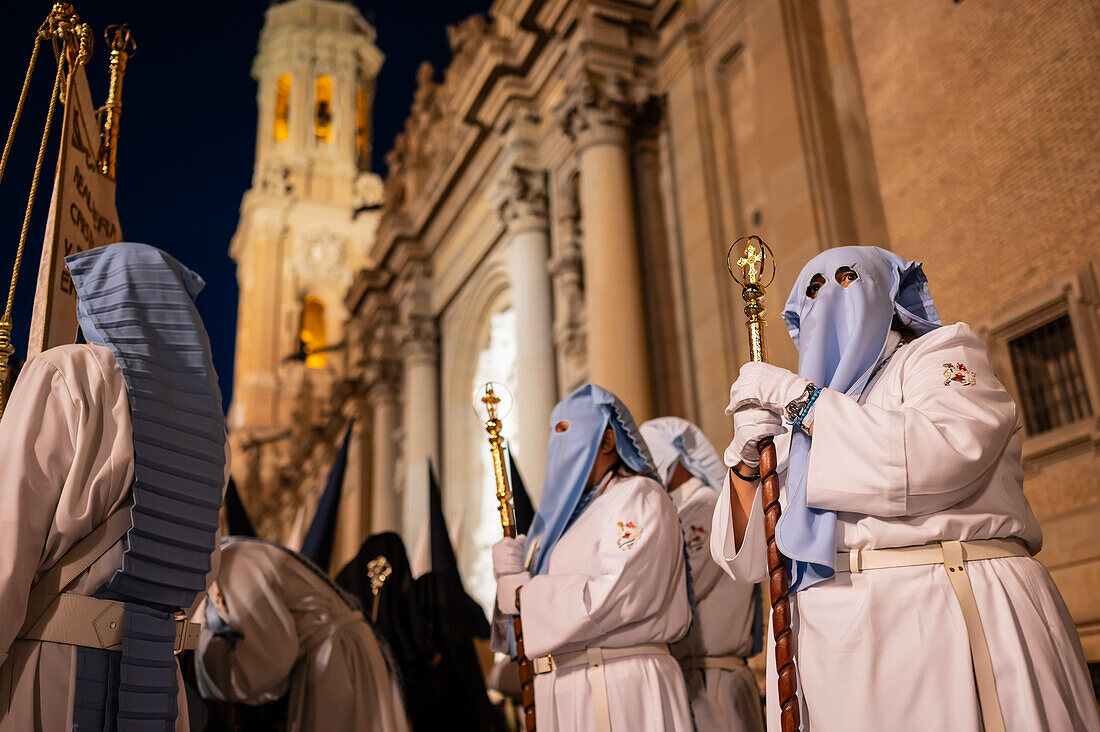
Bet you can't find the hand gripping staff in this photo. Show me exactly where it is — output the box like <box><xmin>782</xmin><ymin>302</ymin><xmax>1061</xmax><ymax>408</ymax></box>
<box><xmin>475</xmin><ymin>382</ymin><xmax>536</xmax><ymax>732</ymax></box>
<box><xmin>728</xmin><ymin>236</ymin><xmax>800</xmax><ymax>732</ymax></box>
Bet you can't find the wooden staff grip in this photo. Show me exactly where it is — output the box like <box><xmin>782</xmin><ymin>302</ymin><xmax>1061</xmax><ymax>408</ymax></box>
<box><xmin>513</xmin><ymin>614</ymin><xmax>536</xmax><ymax>731</ymax></box>
<box><xmin>758</xmin><ymin>436</ymin><xmax>800</xmax><ymax>732</ymax></box>
<box><xmin>500</xmin><ymin>520</ymin><xmax>536</xmax><ymax>731</ymax></box>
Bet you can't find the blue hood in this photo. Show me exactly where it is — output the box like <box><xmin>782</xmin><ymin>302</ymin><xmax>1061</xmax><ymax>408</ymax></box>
<box><xmin>526</xmin><ymin>383</ymin><xmax>654</xmax><ymax>575</ymax></box>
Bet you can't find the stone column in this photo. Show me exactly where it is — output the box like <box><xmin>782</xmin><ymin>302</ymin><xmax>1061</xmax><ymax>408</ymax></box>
<box><xmin>562</xmin><ymin>73</ymin><xmax>653</xmax><ymax>421</ymax></box>
<box><xmin>497</xmin><ymin>166</ymin><xmax>556</xmax><ymax>498</ymax></box>
<box><xmin>368</xmin><ymin>379</ymin><xmax>400</xmax><ymax>534</ymax></box>
<box><xmin>398</xmin><ymin>267</ymin><xmax>439</xmax><ymax>545</ymax></box>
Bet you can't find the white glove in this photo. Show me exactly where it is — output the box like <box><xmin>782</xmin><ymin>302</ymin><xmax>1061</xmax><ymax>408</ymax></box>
<box><xmin>726</xmin><ymin>362</ymin><xmax>812</xmax><ymax>417</ymax></box>
<box><xmin>496</xmin><ymin>572</ymin><xmax>530</xmax><ymax>614</ymax></box>
<box><xmin>492</xmin><ymin>535</ymin><xmax>527</xmax><ymax>579</ymax></box>
<box><xmin>725</xmin><ymin>406</ymin><xmax>787</xmax><ymax>470</ymax></box>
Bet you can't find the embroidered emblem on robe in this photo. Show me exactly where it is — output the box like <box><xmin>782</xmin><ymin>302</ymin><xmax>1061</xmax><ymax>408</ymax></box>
<box><xmin>684</xmin><ymin>524</ymin><xmax>708</xmax><ymax>553</ymax></box>
<box><xmin>616</xmin><ymin>521</ymin><xmax>642</xmax><ymax>550</ymax></box>
<box><xmin>943</xmin><ymin>362</ymin><xmax>976</xmax><ymax>386</ymax></box>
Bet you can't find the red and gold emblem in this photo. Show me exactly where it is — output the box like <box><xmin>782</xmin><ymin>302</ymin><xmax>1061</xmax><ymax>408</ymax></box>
<box><xmin>616</xmin><ymin>521</ymin><xmax>642</xmax><ymax>551</ymax></box>
<box><xmin>942</xmin><ymin>362</ymin><xmax>976</xmax><ymax>386</ymax></box>
<box><xmin>685</xmin><ymin>524</ymin><xmax>708</xmax><ymax>553</ymax></box>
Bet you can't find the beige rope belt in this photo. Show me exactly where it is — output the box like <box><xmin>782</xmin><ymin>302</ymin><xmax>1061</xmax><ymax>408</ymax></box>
<box><xmin>15</xmin><ymin>500</ymin><xmax>201</xmax><ymax>654</ymax></box>
<box><xmin>532</xmin><ymin>643</ymin><xmax>671</xmax><ymax>732</ymax></box>
<box><xmin>834</xmin><ymin>537</ymin><xmax>1030</xmax><ymax>732</ymax></box>
<box><xmin>679</xmin><ymin>653</ymin><xmax>747</xmax><ymax>672</ymax></box>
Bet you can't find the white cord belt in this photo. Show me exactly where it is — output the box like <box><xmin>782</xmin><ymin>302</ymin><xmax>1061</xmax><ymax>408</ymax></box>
<box><xmin>834</xmin><ymin>537</ymin><xmax>1030</xmax><ymax>732</ymax></box>
<box><xmin>533</xmin><ymin>643</ymin><xmax>671</xmax><ymax>732</ymax></box>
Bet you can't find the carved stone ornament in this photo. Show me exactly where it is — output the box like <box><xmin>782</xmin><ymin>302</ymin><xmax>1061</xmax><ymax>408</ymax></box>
<box><xmin>399</xmin><ymin>314</ymin><xmax>438</xmax><ymax>361</ymax></box>
<box><xmin>379</xmin><ymin>61</ymin><xmax>462</xmax><ymax>218</ymax></box>
<box><xmin>354</xmin><ymin>172</ymin><xmax>384</xmax><ymax>210</ymax></box>
<box><xmin>498</xmin><ymin>166</ymin><xmax>549</xmax><ymax>229</ymax></box>
<box><xmin>294</xmin><ymin>230</ymin><xmax>347</xmax><ymax>282</ymax></box>
<box><xmin>445</xmin><ymin>15</ymin><xmax>492</xmax><ymax>84</ymax></box>
<box><xmin>257</xmin><ymin>160</ymin><xmax>292</xmax><ymax>195</ymax></box>
<box><xmin>561</xmin><ymin>70</ymin><xmax>648</xmax><ymax>151</ymax></box>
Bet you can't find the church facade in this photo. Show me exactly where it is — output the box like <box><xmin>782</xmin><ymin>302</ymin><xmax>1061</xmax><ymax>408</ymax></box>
<box><xmin>230</xmin><ymin>0</ymin><xmax>1100</xmax><ymax>659</ymax></box>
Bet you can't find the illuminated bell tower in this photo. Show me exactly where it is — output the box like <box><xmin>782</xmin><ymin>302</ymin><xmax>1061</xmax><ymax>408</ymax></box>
<box><xmin>229</xmin><ymin>0</ymin><xmax>384</xmax><ymax>500</ymax></box>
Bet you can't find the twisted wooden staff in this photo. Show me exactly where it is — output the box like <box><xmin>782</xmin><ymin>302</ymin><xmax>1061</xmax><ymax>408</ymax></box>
<box><xmin>728</xmin><ymin>236</ymin><xmax>799</xmax><ymax>732</ymax></box>
<box><xmin>478</xmin><ymin>383</ymin><xmax>536</xmax><ymax>732</ymax></box>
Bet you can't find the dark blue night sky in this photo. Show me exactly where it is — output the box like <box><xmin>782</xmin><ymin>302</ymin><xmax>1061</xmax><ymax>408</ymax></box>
<box><xmin>0</xmin><ymin>0</ymin><xmax>489</xmax><ymax>410</ymax></box>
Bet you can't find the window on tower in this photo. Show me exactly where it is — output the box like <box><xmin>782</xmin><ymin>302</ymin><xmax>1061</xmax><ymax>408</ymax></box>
<box><xmin>356</xmin><ymin>85</ymin><xmax>371</xmax><ymax>171</ymax></box>
<box><xmin>315</xmin><ymin>76</ymin><xmax>334</xmax><ymax>143</ymax></box>
<box><xmin>274</xmin><ymin>74</ymin><xmax>291</xmax><ymax>142</ymax></box>
<box><xmin>300</xmin><ymin>296</ymin><xmax>327</xmax><ymax>369</ymax></box>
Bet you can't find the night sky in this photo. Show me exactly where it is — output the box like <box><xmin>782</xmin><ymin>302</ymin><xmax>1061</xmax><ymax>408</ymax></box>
<box><xmin>0</xmin><ymin>0</ymin><xmax>489</xmax><ymax>410</ymax></box>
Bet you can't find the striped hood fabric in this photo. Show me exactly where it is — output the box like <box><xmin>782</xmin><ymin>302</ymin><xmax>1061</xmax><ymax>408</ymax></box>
<box><xmin>66</xmin><ymin>242</ymin><xmax>225</xmax><ymax>731</ymax></box>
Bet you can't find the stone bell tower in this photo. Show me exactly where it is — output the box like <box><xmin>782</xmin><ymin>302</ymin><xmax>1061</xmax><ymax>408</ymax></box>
<box><xmin>228</xmin><ymin>0</ymin><xmax>384</xmax><ymax>502</ymax></box>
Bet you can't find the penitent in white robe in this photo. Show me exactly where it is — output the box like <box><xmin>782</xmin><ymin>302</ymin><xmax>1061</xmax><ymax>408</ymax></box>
<box><xmin>0</xmin><ymin>344</ymin><xmax>223</xmax><ymax>732</ymax></box>
<box><xmin>494</xmin><ymin>472</ymin><xmax>694</xmax><ymax>731</ymax></box>
<box><xmin>711</xmin><ymin>324</ymin><xmax>1100</xmax><ymax>732</ymax></box>
<box><xmin>672</xmin><ymin>477</ymin><xmax>764</xmax><ymax>732</ymax></box>
<box><xmin>194</xmin><ymin>538</ymin><xmax>410</xmax><ymax>732</ymax></box>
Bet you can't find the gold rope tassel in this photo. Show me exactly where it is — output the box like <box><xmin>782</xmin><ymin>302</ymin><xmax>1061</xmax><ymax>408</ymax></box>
<box><xmin>0</xmin><ymin>3</ymin><xmax>91</xmax><ymax>418</ymax></box>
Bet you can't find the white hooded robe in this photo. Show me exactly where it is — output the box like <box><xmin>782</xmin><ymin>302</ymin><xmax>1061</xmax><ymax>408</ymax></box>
<box><xmin>711</xmin><ymin>323</ymin><xmax>1099</xmax><ymax>732</ymax></box>
<box><xmin>672</xmin><ymin>477</ymin><xmax>765</xmax><ymax>732</ymax></box>
<box><xmin>494</xmin><ymin>472</ymin><xmax>694</xmax><ymax>731</ymax></box>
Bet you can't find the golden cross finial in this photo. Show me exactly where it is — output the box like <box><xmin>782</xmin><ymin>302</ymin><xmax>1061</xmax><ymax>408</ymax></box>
<box><xmin>481</xmin><ymin>384</ymin><xmax>500</xmax><ymax>421</ymax></box>
<box><xmin>737</xmin><ymin>239</ymin><xmax>767</xmax><ymax>285</ymax></box>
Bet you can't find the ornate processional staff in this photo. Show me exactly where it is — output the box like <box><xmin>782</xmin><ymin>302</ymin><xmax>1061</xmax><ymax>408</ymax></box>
<box><xmin>728</xmin><ymin>236</ymin><xmax>800</xmax><ymax>732</ymax></box>
<box><xmin>99</xmin><ymin>24</ymin><xmax>135</xmax><ymax>179</ymax></box>
<box><xmin>474</xmin><ymin>382</ymin><xmax>536</xmax><ymax>732</ymax></box>
<box><xmin>366</xmin><ymin>556</ymin><xmax>393</xmax><ymax>622</ymax></box>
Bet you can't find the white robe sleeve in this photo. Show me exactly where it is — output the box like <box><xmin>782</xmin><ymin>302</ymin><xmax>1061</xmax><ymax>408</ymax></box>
<box><xmin>0</xmin><ymin>358</ymin><xmax>79</xmax><ymax>665</ymax></box>
<box><xmin>807</xmin><ymin>324</ymin><xmax>1018</xmax><ymax>517</ymax></box>
<box><xmin>710</xmin><ymin>473</ymin><xmax>768</xmax><ymax>584</ymax></box>
<box><xmin>519</xmin><ymin>479</ymin><xmax>685</xmax><ymax>657</ymax></box>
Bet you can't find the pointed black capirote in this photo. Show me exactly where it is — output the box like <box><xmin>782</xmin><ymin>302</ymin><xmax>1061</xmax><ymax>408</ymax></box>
<box><xmin>427</xmin><ymin>459</ymin><xmax>490</xmax><ymax>638</ymax></box>
<box><xmin>224</xmin><ymin>477</ymin><xmax>257</xmax><ymax>538</ymax></box>
<box><xmin>300</xmin><ymin>420</ymin><xmax>354</xmax><ymax>569</ymax></box>
<box><xmin>508</xmin><ymin>450</ymin><xmax>536</xmax><ymax>536</ymax></box>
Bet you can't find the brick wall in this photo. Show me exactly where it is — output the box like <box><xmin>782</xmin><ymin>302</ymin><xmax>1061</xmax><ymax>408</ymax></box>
<box><xmin>847</xmin><ymin>0</ymin><xmax>1100</xmax><ymax>657</ymax></box>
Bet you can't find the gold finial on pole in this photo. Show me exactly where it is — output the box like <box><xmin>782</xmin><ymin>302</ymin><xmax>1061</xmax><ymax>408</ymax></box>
<box><xmin>728</xmin><ymin>235</ymin><xmax>775</xmax><ymax>365</ymax></box>
<box><xmin>366</xmin><ymin>556</ymin><xmax>393</xmax><ymax>622</ymax></box>
<box><xmin>480</xmin><ymin>383</ymin><xmax>516</xmax><ymax>533</ymax></box>
<box><xmin>98</xmin><ymin>24</ymin><xmax>134</xmax><ymax>179</ymax></box>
